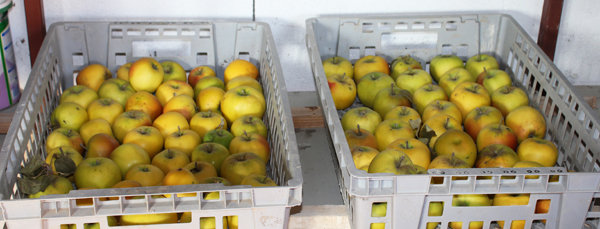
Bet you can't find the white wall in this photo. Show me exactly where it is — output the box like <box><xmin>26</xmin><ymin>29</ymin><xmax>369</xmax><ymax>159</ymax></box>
<box><xmin>9</xmin><ymin>0</ymin><xmax>548</xmax><ymax>91</ymax></box>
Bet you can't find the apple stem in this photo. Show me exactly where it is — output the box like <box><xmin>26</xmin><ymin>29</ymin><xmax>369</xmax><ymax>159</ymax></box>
<box><xmin>390</xmin><ymin>83</ymin><xmax>396</xmax><ymax>96</ymax></box>
<box><xmin>404</xmin><ymin>141</ymin><xmax>411</xmax><ymax>149</ymax></box>
<box><xmin>356</xmin><ymin>124</ymin><xmax>363</xmax><ymax>136</ymax></box>
<box><xmin>333</xmin><ymin>57</ymin><xmax>340</xmax><ymax>65</ymax></box>
<box><xmin>395</xmin><ymin>155</ymin><xmax>406</xmax><ymax>169</ymax></box>
<box><xmin>218</xmin><ymin>119</ymin><xmax>225</xmax><ymax>129</ymax></box>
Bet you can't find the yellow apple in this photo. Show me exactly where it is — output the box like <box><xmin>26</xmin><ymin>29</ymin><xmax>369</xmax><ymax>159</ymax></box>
<box><xmin>111</xmin><ymin>110</ymin><xmax>152</xmax><ymax>142</ymax></box>
<box><xmin>160</xmin><ymin>60</ymin><xmax>186</xmax><ymax>82</ymax></box>
<box><xmin>450</xmin><ymin>81</ymin><xmax>491</xmax><ymax>118</ymax></box>
<box><xmin>79</xmin><ymin>118</ymin><xmax>113</xmax><ymax>144</ymax></box>
<box><xmin>184</xmin><ymin>161</ymin><xmax>218</xmax><ymax>182</ymax></box>
<box><xmin>129</xmin><ymin>57</ymin><xmax>164</xmax><ymax>93</ymax></box>
<box><xmin>76</xmin><ymin>64</ymin><xmax>112</xmax><ymax>91</ymax></box>
<box><xmin>429</xmin><ymin>154</ymin><xmax>470</xmax><ymax>169</ymax></box>
<box><xmin>463</xmin><ymin>106</ymin><xmax>504</xmax><ymax>139</ymax></box>
<box><xmin>491</xmin><ymin>85</ymin><xmax>530</xmax><ymax>116</ymax></box>
<box><xmin>465</xmin><ymin>54</ymin><xmax>499</xmax><ymax>80</ymax></box>
<box><xmin>87</xmin><ymin>98</ymin><xmax>123</xmax><ymax>124</ymax></box>
<box><xmin>162</xmin><ymin>168</ymin><xmax>197</xmax><ymax>197</ymax></box>
<box><xmin>60</xmin><ymin>85</ymin><xmax>98</xmax><ymax>108</ymax></box>
<box><xmin>429</xmin><ymin>54</ymin><xmax>464</xmax><ymax>82</ymax></box>
<box><xmin>368</xmin><ymin>148</ymin><xmax>416</xmax><ymax>174</ymax></box>
<box><xmin>322</xmin><ymin>56</ymin><xmax>353</xmax><ymax>79</ymax></box>
<box><xmin>506</xmin><ymin>105</ymin><xmax>546</xmax><ymax>142</ymax></box>
<box><xmin>433</xmin><ymin>130</ymin><xmax>477</xmax><ymax>167</ymax></box>
<box><xmin>374</xmin><ymin>119</ymin><xmax>414</xmax><ymax>150</ymax></box>
<box><xmin>370</xmin><ymin>202</ymin><xmax>387</xmax><ymax>229</ymax></box>
<box><xmin>517</xmin><ymin>138</ymin><xmax>558</xmax><ymax>167</ymax></box>
<box><xmin>476</xmin><ymin>123</ymin><xmax>518</xmax><ymax>151</ymax></box>
<box><xmin>341</xmin><ymin>107</ymin><xmax>382</xmax><ymax>134</ymax></box>
<box><xmin>164</xmin><ymin>129</ymin><xmax>201</xmax><ymax>157</ymax></box>
<box><xmin>220</xmin><ymin>152</ymin><xmax>266</xmax><ymax>185</ymax></box>
<box><xmin>191</xmin><ymin>142</ymin><xmax>230</xmax><ymax>173</ymax></box>
<box><xmin>327</xmin><ymin>73</ymin><xmax>357</xmax><ymax>110</ymax></box>
<box><xmin>190</xmin><ymin>111</ymin><xmax>228</xmax><ymax>139</ymax></box>
<box><xmin>225</xmin><ymin>76</ymin><xmax>263</xmax><ymax>93</ymax></box>
<box><xmin>110</xmin><ymin>143</ymin><xmax>151</xmax><ymax>178</ymax></box>
<box><xmin>45</xmin><ymin>128</ymin><xmax>84</xmax><ymax>155</ymax></box>
<box><xmin>421</xmin><ymin>100</ymin><xmax>462</xmax><ymax>124</ymax></box>
<box><xmin>353</xmin><ymin>55</ymin><xmax>389</xmax><ymax>82</ymax></box>
<box><xmin>386</xmin><ymin>138</ymin><xmax>431</xmax><ymax>169</ymax></box>
<box><xmin>163</xmin><ymin>94</ymin><xmax>198</xmax><ymax>121</ymax></box>
<box><xmin>395</xmin><ymin>69</ymin><xmax>432</xmax><ymax>94</ymax></box>
<box><xmin>420</xmin><ymin>113</ymin><xmax>462</xmax><ymax>148</ymax></box>
<box><xmin>51</xmin><ymin>102</ymin><xmax>88</xmax><ymax>131</ymax></box>
<box><xmin>438</xmin><ymin>67</ymin><xmax>475</xmax><ymax>96</ymax></box>
<box><xmin>449</xmin><ymin>194</ymin><xmax>491</xmax><ymax>229</ymax></box>
<box><xmin>476</xmin><ymin>144</ymin><xmax>519</xmax><ymax>168</ymax></box>
<box><xmin>120</xmin><ymin>213</ymin><xmax>178</xmax><ymax>226</ymax></box>
<box><xmin>241</xmin><ymin>174</ymin><xmax>277</xmax><ymax>187</ymax></box>
<box><xmin>384</xmin><ymin>106</ymin><xmax>421</xmax><ymax>124</ymax></box>
<box><xmin>230</xmin><ymin>115</ymin><xmax>268</xmax><ymax>137</ymax></box>
<box><xmin>390</xmin><ymin>55</ymin><xmax>422</xmax><ymax>80</ymax></box>
<box><xmin>224</xmin><ymin>59</ymin><xmax>259</xmax><ymax>83</ymax></box>
<box><xmin>74</xmin><ymin>157</ymin><xmax>121</xmax><ymax>189</ymax></box>
<box><xmin>152</xmin><ymin>111</ymin><xmax>190</xmax><ymax>137</ymax></box>
<box><xmin>229</xmin><ymin>132</ymin><xmax>270</xmax><ymax>163</ymax></box>
<box><xmin>351</xmin><ymin>145</ymin><xmax>379</xmax><ymax>171</ymax></box>
<box><xmin>221</xmin><ymin>86</ymin><xmax>266</xmax><ymax>124</ymax></box>
<box><xmin>372</xmin><ymin>84</ymin><xmax>411</xmax><ymax>117</ymax></box>
<box><xmin>197</xmin><ymin>86</ymin><xmax>225</xmax><ymax>112</ymax></box>
<box><xmin>356</xmin><ymin>72</ymin><xmax>395</xmax><ymax>108</ymax></box>
<box><xmin>123</xmin><ymin>126</ymin><xmax>164</xmax><ymax>158</ymax></box>
<box><xmin>194</xmin><ymin>76</ymin><xmax>225</xmax><ymax>96</ymax></box>
<box><xmin>413</xmin><ymin>84</ymin><xmax>447</xmax><ymax>114</ymax></box>
<box><xmin>116</xmin><ymin>63</ymin><xmax>132</xmax><ymax>81</ymax></box>
<box><xmin>188</xmin><ymin>65</ymin><xmax>216</xmax><ymax>88</ymax></box>
<box><xmin>477</xmin><ymin>69</ymin><xmax>512</xmax><ymax>94</ymax></box>
<box><xmin>125</xmin><ymin>164</ymin><xmax>165</xmax><ymax>186</ymax></box>
<box><xmin>155</xmin><ymin>79</ymin><xmax>194</xmax><ymax>105</ymax></box>
<box><xmin>125</xmin><ymin>91</ymin><xmax>163</xmax><ymax>121</ymax></box>
<box><xmin>493</xmin><ymin>194</ymin><xmax>530</xmax><ymax>229</ymax></box>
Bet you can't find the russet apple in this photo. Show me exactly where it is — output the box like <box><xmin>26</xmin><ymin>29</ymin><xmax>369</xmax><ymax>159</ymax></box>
<box><xmin>45</xmin><ymin>128</ymin><xmax>85</xmax><ymax>155</ymax></box>
<box><xmin>421</xmin><ymin>100</ymin><xmax>462</xmax><ymax>124</ymax></box>
<box><xmin>476</xmin><ymin>123</ymin><xmax>518</xmax><ymax>151</ymax></box>
<box><xmin>155</xmin><ymin>79</ymin><xmax>194</xmax><ymax>105</ymax></box>
<box><xmin>60</xmin><ymin>85</ymin><xmax>98</xmax><ymax>108</ymax></box>
<box><xmin>327</xmin><ymin>73</ymin><xmax>357</xmax><ymax>110</ymax></box>
<box><xmin>164</xmin><ymin>129</ymin><xmax>201</xmax><ymax>157</ymax></box>
<box><xmin>517</xmin><ymin>138</ymin><xmax>558</xmax><ymax>167</ymax></box>
<box><xmin>191</xmin><ymin>142</ymin><xmax>230</xmax><ymax>173</ymax></box>
<box><xmin>184</xmin><ymin>161</ymin><xmax>218</xmax><ymax>183</ymax></box>
<box><xmin>351</xmin><ymin>145</ymin><xmax>379</xmax><ymax>171</ymax></box>
<box><xmin>97</xmin><ymin>78</ymin><xmax>136</xmax><ymax>107</ymax></box>
<box><xmin>51</xmin><ymin>102</ymin><xmax>88</xmax><ymax>131</ymax></box>
<box><xmin>433</xmin><ymin>130</ymin><xmax>477</xmax><ymax>167</ymax></box>
<box><xmin>374</xmin><ymin>119</ymin><xmax>414</xmax><ymax>150</ymax></box>
<box><xmin>203</xmin><ymin>129</ymin><xmax>235</xmax><ymax>149</ymax></box>
<box><xmin>505</xmin><ymin>106</ymin><xmax>546</xmax><ymax>142</ymax></box>
<box><xmin>356</xmin><ymin>72</ymin><xmax>395</xmax><ymax>108</ymax></box>
<box><xmin>372</xmin><ymin>84</ymin><xmax>411</xmax><ymax>117</ymax></box>
<box><xmin>188</xmin><ymin>65</ymin><xmax>216</xmax><ymax>88</ymax></box>
<box><xmin>74</xmin><ymin>157</ymin><xmax>121</xmax><ymax>189</ymax></box>
<box><xmin>241</xmin><ymin>174</ymin><xmax>277</xmax><ymax>187</ymax></box>
<box><xmin>230</xmin><ymin>115</ymin><xmax>267</xmax><ymax>137</ymax></box>
<box><xmin>225</xmin><ymin>76</ymin><xmax>263</xmax><ymax>93</ymax></box>
<box><xmin>123</xmin><ymin>126</ymin><xmax>164</xmax><ymax>158</ymax></box>
<box><xmin>152</xmin><ymin>149</ymin><xmax>191</xmax><ymax>174</ymax></box>
<box><xmin>196</xmin><ymin>86</ymin><xmax>225</xmax><ymax>112</ymax></box>
<box><xmin>428</xmin><ymin>154</ymin><xmax>470</xmax><ymax>169</ymax></box>
<box><xmin>116</xmin><ymin>63</ymin><xmax>132</xmax><ymax>81</ymax></box>
<box><xmin>477</xmin><ymin>69</ymin><xmax>512</xmax><ymax>93</ymax></box>
<box><xmin>125</xmin><ymin>91</ymin><xmax>162</xmax><ymax>121</ymax></box>
<box><xmin>450</xmin><ymin>81</ymin><xmax>491</xmax><ymax>118</ymax></box>
<box><xmin>367</xmin><ymin>148</ymin><xmax>416</xmax><ymax>174</ymax></box>
<box><xmin>79</xmin><ymin>118</ymin><xmax>113</xmax><ymax>144</ymax></box>
<box><xmin>87</xmin><ymin>98</ymin><xmax>123</xmax><ymax>124</ymax></box>
<box><xmin>152</xmin><ymin>111</ymin><xmax>190</xmax><ymax>137</ymax></box>
<box><xmin>190</xmin><ymin>111</ymin><xmax>227</xmax><ymax>139</ymax></box>
<box><xmin>491</xmin><ymin>85</ymin><xmax>530</xmax><ymax>116</ymax></box>
<box><xmin>322</xmin><ymin>56</ymin><xmax>353</xmax><ymax>79</ymax></box>
<box><xmin>463</xmin><ymin>106</ymin><xmax>504</xmax><ymax>139</ymax></box>
<box><xmin>221</xmin><ymin>86</ymin><xmax>266</xmax><ymax>124</ymax></box>
<box><xmin>429</xmin><ymin>55</ymin><xmax>464</xmax><ymax>82</ymax></box>
<box><xmin>476</xmin><ymin>144</ymin><xmax>519</xmax><ymax>168</ymax></box>
<box><xmin>125</xmin><ymin>164</ymin><xmax>165</xmax><ymax>186</ymax></box>
<box><xmin>224</xmin><ymin>59</ymin><xmax>259</xmax><ymax>83</ymax></box>
<box><xmin>438</xmin><ymin>68</ymin><xmax>475</xmax><ymax>96</ymax></box>
<box><xmin>220</xmin><ymin>152</ymin><xmax>267</xmax><ymax>185</ymax></box>
<box><xmin>163</xmin><ymin>94</ymin><xmax>198</xmax><ymax>121</ymax></box>
<box><xmin>86</xmin><ymin>133</ymin><xmax>120</xmax><ymax>158</ymax></box>
<box><xmin>386</xmin><ymin>138</ymin><xmax>431</xmax><ymax>169</ymax></box>
<box><xmin>353</xmin><ymin>55</ymin><xmax>389</xmax><ymax>82</ymax></box>
<box><xmin>341</xmin><ymin>107</ymin><xmax>381</xmax><ymax>134</ymax></box>
<box><xmin>111</xmin><ymin>110</ymin><xmax>152</xmax><ymax>142</ymax></box>
<box><xmin>129</xmin><ymin>57</ymin><xmax>164</xmax><ymax>93</ymax></box>
<box><xmin>110</xmin><ymin>143</ymin><xmax>150</xmax><ymax>178</ymax></box>
<box><xmin>412</xmin><ymin>84</ymin><xmax>447</xmax><ymax>114</ymax></box>
<box><xmin>395</xmin><ymin>69</ymin><xmax>432</xmax><ymax>94</ymax></box>
<box><xmin>390</xmin><ymin>55</ymin><xmax>422</xmax><ymax>80</ymax></box>
<box><xmin>76</xmin><ymin>64</ymin><xmax>112</xmax><ymax>91</ymax></box>
<box><xmin>160</xmin><ymin>60</ymin><xmax>186</xmax><ymax>82</ymax></box>
<box><xmin>345</xmin><ymin>125</ymin><xmax>378</xmax><ymax>150</ymax></box>
<box><xmin>465</xmin><ymin>54</ymin><xmax>499</xmax><ymax>80</ymax></box>
<box><xmin>229</xmin><ymin>132</ymin><xmax>270</xmax><ymax>163</ymax></box>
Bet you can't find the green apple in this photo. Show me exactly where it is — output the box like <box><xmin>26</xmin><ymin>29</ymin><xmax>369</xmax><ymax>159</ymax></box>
<box><xmin>372</xmin><ymin>84</ymin><xmax>412</xmax><ymax>117</ymax></box>
<box><xmin>465</xmin><ymin>54</ymin><xmax>499</xmax><ymax>80</ymax></box>
<box><xmin>371</xmin><ymin>202</ymin><xmax>387</xmax><ymax>229</ymax></box>
<box><xmin>97</xmin><ymin>78</ymin><xmax>136</xmax><ymax>107</ymax></box>
<box><xmin>374</xmin><ymin>119</ymin><xmax>414</xmax><ymax>150</ymax></box>
<box><xmin>110</xmin><ymin>143</ymin><xmax>151</xmax><ymax>178</ymax></box>
<box><xmin>194</xmin><ymin>76</ymin><xmax>225</xmax><ymax>97</ymax></box>
<box><xmin>438</xmin><ymin>68</ymin><xmax>475</xmax><ymax>96</ymax></box>
<box><xmin>322</xmin><ymin>56</ymin><xmax>353</xmax><ymax>79</ymax></box>
<box><xmin>60</xmin><ymin>85</ymin><xmax>98</xmax><ymax>108</ymax></box>
<box><xmin>220</xmin><ymin>152</ymin><xmax>267</xmax><ymax>185</ymax></box>
<box><xmin>429</xmin><ymin>54</ymin><xmax>464</xmax><ymax>82</ymax></box>
<box><xmin>491</xmin><ymin>85</ymin><xmax>530</xmax><ymax>116</ymax></box>
<box><xmin>390</xmin><ymin>55</ymin><xmax>422</xmax><ymax>80</ymax></box>
<box><xmin>191</xmin><ymin>142</ymin><xmax>230</xmax><ymax>173</ymax></box>
<box><xmin>74</xmin><ymin>157</ymin><xmax>122</xmax><ymax>189</ymax></box>
<box><xmin>395</xmin><ymin>69</ymin><xmax>432</xmax><ymax>94</ymax></box>
<box><xmin>203</xmin><ymin>129</ymin><xmax>235</xmax><ymax>149</ymax></box>
<box><xmin>477</xmin><ymin>69</ymin><xmax>512</xmax><ymax>94</ymax></box>
<box><xmin>161</xmin><ymin>60</ymin><xmax>186</xmax><ymax>82</ymax></box>
<box><xmin>230</xmin><ymin>115</ymin><xmax>267</xmax><ymax>138</ymax></box>
<box><xmin>356</xmin><ymin>72</ymin><xmax>395</xmax><ymax>108</ymax></box>
<box><xmin>51</xmin><ymin>102</ymin><xmax>88</xmax><ymax>131</ymax></box>
<box><xmin>412</xmin><ymin>84</ymin><xmax>447</xmax><ymax>114</ymax></box>
<box><xmin>341</xmin><ymin>107</ymin><xmax>382</xmax><ymax>134</ymax></box>
<box><xmin>368</xmin><ymin>148</ymin><xmax>415</xmax><ymax>174</ymax></box>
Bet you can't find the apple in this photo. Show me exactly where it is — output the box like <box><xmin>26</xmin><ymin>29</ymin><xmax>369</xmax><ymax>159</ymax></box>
<box><xmin>125</xmin><ymin>91</ymin><xmax>162</xmax><ymax>121</ymax></box>
<box><xmin>323</xmin><ymin>56</ymin><xmax>354</xmax><ymax>79</ymax></box>
<box><xmin>164</xmin><ymin>129</ymin><xmax>201</xmax><ymax>157</ymax></box>
<box><xmin>395</xmin><ymin>69</ymin><xmax>432</xmax><ymax>94</ymax></box>
<box><xmin>463</xmin><ymin>106</ymin><xmax>504</xmax><ymax>139</ymax></box>
<box><xmin>120</xmin><ymin>213</ymin><xmax>178</xmax><ymax>226</ymax></box>
<box><xmin>353</xmin><ymin>55</ymin><xmax>389</xmax><ymax>82</ymax></box>
<box><xmin>203</xmin><ymin>129</ymin><xmax>235</xmax><ymax>149</ymax></box>
<box><xmin>45</xmin><ymin>128</ymin><xmax>84</xmax><ymax>155</ymax></box>
<box><xmin>438</xmin><ymin>68</ymin><xmax>475</xmax><ymax>96</ymax></box>
<box><xmin>28</xmin><ymin>175</ymin><xmax>73</xmax><ymax>198</ymax></box>
<box><xmin>97</xmin><ymin>78</ymin><xmax>136</xmax><ymax>107</ymax></box>
<box><xmin>505</xmin><ymin>106</ymin><xmax>546</xmax><ymax>142</ymax></box>
<box><xmin>190</xmin><ymin>111</ymin><xmax>228</xmax><ymax>139</ymax></box>
<box><xmin>229</xmin><ymin>132</ymin><xmax>270</xmax><ymax>163</ymax></box>
<box><xmin>162</xmin><ymin>168</ymin><xmax>197</xmax><ymax>197</ymax></box>
<box><xmin>129</xmin><ymin>57</ymin><xmax>164</xmax><ymax>93</ymax></box>
<box><xmin>420</xmin><ymin>113</ymin><xmax>462</xmax><ymax>148</ymax></box>
<box><xmin>372</xmin><ymin>84</ymin><xmax>412</xmax><ymax>117</ymax></box>
<box><xmin>327</xmin><ymin>73</ymin><xmax>357</xmax><ymax>110</ymax></box>
<box><xmin>433</xmin><ymin>130</ymin><xmax>477</xmax><ymax>167</ymax></box>
<box><xmin>116</xmin><ymin>63</ymin><xmax>132</xmax><ymax>81</ymax></box>
<box><xmin>123</xmin><ymin>126</ymin><xmax>164</xmax><ymax>158</ymax></box>
<box><xmin>152</xmin><ymin>111</ymin><xmax>190</xmax><ymax>137</ymax></box>
<box><xmin>196</xmin><ymin>87</ymin><xmax>225</xmax><ymax>112</ymax></box>
<box><xmin>341</xmin><ymin>107</ymin><xmax>382</xmax><ymax>134</ymax></box>
<box><xmin>427</xmin><ymin>202</ymin><xmax>443</xmax><ymax>229</ymax></box>
<box><xmin>220</xmin><ymin>152</ymin><xmax>267</xmax><ymax>185</ymax></box>
<box><xmin>46</xmin><ymin>146</ymin><xmax>83</xmax><ymax>176</ymax></box>
<box><xmin>200</xmin><ymin>176</ymin><xmax>231</xmax><ymax>185</ymax></box>
<box><xmin>191</xmin><ymin>142</ymin><xmax>230</xmax><ymax>173</ymax></box>
<box><xmin>493</xmin><ymin>194</ymin><xmax>530</xmax><ymax>229</ymax></box>
<box><xmin>374</xmin><ymin>119</ymin><xmax>414</xmax><ymax>150</ymax></box>
<box><xmin>449</xmin><ymin>194</ymin><xmax>491</xmax><ymax>229</ymax></box>
<box><xmin>428</xmin><ymin>154</ymin><xmax>470</xmax><ymax>169</ymax></box>
<box><xmin>477</xmin><ymin>69</ymin><xmax>512</xmax><ymax>94</ymax></box>
<box><xmin>230</xmin><ymin>115</ymin><xmax>268</xmax><ymax>137</ymax></box>
<box><xmin>111</xmin><ymin>110</ymin><xmax>152</xmax><ymax>142</ymax></box>
<box><xmin>76</xmin><ymin>64</ymin><xmax>112</xmax><ymax>91</ymax></box>
<box><xmin>383</xmin><ymin>106</ymin><xmax>421</xmax><ymax>124</ymax></box>
<box><xmin>345</xmin><ymin>125</ymin><xmax>378</xmax><ymax>150</ymax></box>
<box><xmin>124</xmin><ymin>164</ymin><xmax>165</xmax><ymax>186</ymax></box>
<box><xmin>155</xmin><ymin>79</ymin><xmax>194</xmax><ymax>105</ymax></box>
<box><xmin>87</xmin><ymin>98</ymin><xmax>123</xmax><ymax>124</ymax></box>
<box><xmin>160</xmin><ymin>60</ymin><xmax>186</xmax><ymax>82</ymax></box>
<box><xmin>152</xmin><ymin>149</ymin><xmax>190</xmax><ymax>174</ymax></box>
<box><xmin>429</xmin><ymin>55</ymin><xmax>464</xmax><ymax>82</ymax></box>
<box><xmin>412</xmin><ymin>84</ymin><xmax>447</xmax><ymax>114</ymax></box>
<box><xmin>51</xmin><ymin>102</ymin><xmax>88</xmax><ymax>131</ymax></box>
<box><xmin>450</xmin><ymin>81</ymin><xmax>491</xmax><ymax>118</ymax></box>
<box><xmin>194</xmin><ymin>76</ymin><xmax>226</xmax><ymax>96</ymax></box>
<box><xmin>476</xmin><ymin>144</ymin><xmax>519</xmax><ymax>168</ymax></box>
<box><xmin>79</xmin><ymin>118</ymin><xmax>113</xmax><ymax>144</ymax></box>
<box><xmin>370</xmin><ymin>202</ymin><xmax>387</xmax><ymax>229</ymax></box>
<box><xmin>86</xmin><ymin>133</ymin><xmax>120</xmax><ymax>158</ymax></box>
<box><xmin>421</xmin><ymin>100</ymin><xmax>462</xmax><ymax>124</ymax></box>
<box><xmin>221</xmin><ymin>86</ymin><xmax>266</xmax><ymax>124</ymax></box>
<box><xmin>517</xmin><ymin>138</ymin><xmax>558</xmax><ymax>167</ymax></box>
<box><xmin>476</xmin><ymin>123</ymin><xmax>518</xmax><ymax>151</ymax></box>
<box><xmin>351</xmin><ymin>145</ymin><xmax>379</xmax><ymax>171</ymax></box>
<box><xmin>491</xmin><ymin>85</ymin><xmax>530</xmax><ymax>116</ymax></box>
<box><xmin>241</xmin><ymin>174</ymin><xmax>277</xmax><ymax>187</ymax></box>
<box><xmin>188</xmin><ymin>65</ymin><xmax>216</xmax><ymax>88</ymax></box>
<box><xmin>224</xmin><ymin>59</ymin><xmax>259</xmax><ymax>83</ymax></box>
<box><xmin>226</xmin><ymin>76</ymin><xmax>263</xmax><ymax>93</ymax></box>
<box><xmin>60</xmin><ymin>85</ymin><xmax>98</xmax><ymax>108</ymax></box>
<box><xmin>109</xmin><ymin>143</ymin><xmax>150</xmax><ymax>178</ymax></box>
<box><xmin>356</xmin><ymin>72</ymin><xmax>395</xmax><ymax>108</ymax></box>
<box><xmin>74</xmin><ymin>157</ymin><xmax>121</xmax><ymax>189</ymax></box>
<box><xmin>390</xmin><ymin>55</ymin><xmax>422</xmax><ymax>81</ymax></box>
<box><xmin>386</xmin><ymin>138</ymin><xmax>431</xmax><ymax>169</ymax></box>
<box><xmin>163</xmin><ymin>94</ymin><xmax>198</xmax><ymax>120</ymax></box>
<box><xmin>367</xmin><ymin>148</ymin><xmax>415</xmax><ymax>174</ymax></box>
<box><xmin>465</xmin><ymin>54</ymin><xmax>499</xmax><ymax>80</ymax></box>
<box><xmin>184</xmin><ymin>161</ymin><xmax>218</xmax><ymax>183</ymax></box>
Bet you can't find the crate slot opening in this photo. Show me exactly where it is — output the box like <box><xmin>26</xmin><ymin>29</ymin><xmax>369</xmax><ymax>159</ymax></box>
<box><xmin>72</xmin><ymin>52</ymin><xmax>84</xmax><ymax>67</ymax></box>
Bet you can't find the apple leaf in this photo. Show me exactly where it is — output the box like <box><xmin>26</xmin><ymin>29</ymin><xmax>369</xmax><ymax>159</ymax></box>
<box><xmin>409</xmin><ymin>119</ymin><xmax>422</xmax><ymax>134</ymax></box>
<box><xmin>397</xmin><ymin>89</ymin><xmax>413</xmax><ymax>103</ymax></box>
<box><xmin>19</xmin><ymin>155</ymin><xmax>52</xmax><ymax>179</ymax></box>
<box><xmin>17</xmin><ymin>155</ymin><xmax>54</xmax><ymax>195</ymax></box>
<box><xmin>53</xmin><ymin>154</ymin><xmax>77</xmax><ymax>177</ymax></box>
<box><xmin>418</xmin><ymin>124</ymin><xmax>437</xmax><ymax>139</ymax></box>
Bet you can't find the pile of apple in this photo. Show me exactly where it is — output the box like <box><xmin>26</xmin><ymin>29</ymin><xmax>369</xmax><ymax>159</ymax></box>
<box><xmin>20</xmin><ymin>57</ymin><xmax>276</xmax><ymax>227</ymax></box>
<box><xmin>324</xmin><ymin>54</ymin><xmax>556</xmax><ymax>229</ymax></box>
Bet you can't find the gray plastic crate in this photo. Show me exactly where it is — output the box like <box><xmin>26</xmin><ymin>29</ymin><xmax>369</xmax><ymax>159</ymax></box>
<box><xmin>0</xmin><ymin>21</ymin><xmax>302</xmax><ymax>228</ymax></box>
<box><xmin>306</xmin><ymin>14</ymin><xmax>600</xmax><ymax>229</ymax></box>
